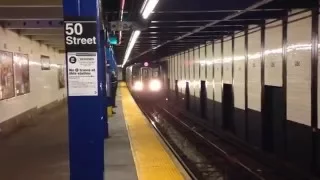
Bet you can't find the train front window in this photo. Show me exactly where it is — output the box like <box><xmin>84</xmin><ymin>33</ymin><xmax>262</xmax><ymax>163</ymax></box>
<box><xmin>142</xmin><ymin>69</ymin><xmax>149</xmax><ymax>79</ymax></box>
<box><xmin>152</xmin><ymin>71</ymin><xmax>158</xmax><ymax>78</ymax></box>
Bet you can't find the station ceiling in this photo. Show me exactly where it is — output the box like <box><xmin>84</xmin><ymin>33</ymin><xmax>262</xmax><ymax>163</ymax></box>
<box><xmin>0</xmin><ymin>0</ymin><xmax>64</xmax><ymax>51</ymax></box>
<box><xmin>109</xmin><ymin>0</ymin><xmax>318</xmax><ymax>66</ymax></box>
<box><xmin>1</xmin><ymin>0</ymin><xmax>317</xmax><ymax>59</ymax></box>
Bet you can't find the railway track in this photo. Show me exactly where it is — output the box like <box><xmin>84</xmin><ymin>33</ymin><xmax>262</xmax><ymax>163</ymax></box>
<box><xmin>131</xmin><ymin>93</ymin><xmax>318</xmax><ymax>180</ymax></box>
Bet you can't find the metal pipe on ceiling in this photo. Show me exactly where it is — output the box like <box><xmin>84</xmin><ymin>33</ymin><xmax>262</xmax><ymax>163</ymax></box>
<box><xmin>106</xmin><ymin>8</ymin><xmax>283</xmax><ymax>14</ymax></box>
<box><xmin>126</xmin><ymin>0</ymin><xmax>276</xmax><ymax>64</ymax></box>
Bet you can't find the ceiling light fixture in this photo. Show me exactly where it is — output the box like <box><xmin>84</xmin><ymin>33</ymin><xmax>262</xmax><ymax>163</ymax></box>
<box><xmin>140</xmin><ymin>0</ymin><xmax>159</xmax><ymax>19</ymax></box>
<box><xmin>122</xmin><ymin>30</ymin><xmax>141</xmax><ymax>67</ymax></box>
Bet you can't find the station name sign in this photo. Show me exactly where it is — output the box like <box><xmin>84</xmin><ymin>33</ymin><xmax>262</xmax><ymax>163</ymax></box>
<box><xmin>64</xmin><ymin>17</ymin><xmax>98</xmax><ymax>96</ymax></box>
<box><xmin>64</xmin><ymin>17</ymin><xmax>97</xmax><ymax>52</ymax></box>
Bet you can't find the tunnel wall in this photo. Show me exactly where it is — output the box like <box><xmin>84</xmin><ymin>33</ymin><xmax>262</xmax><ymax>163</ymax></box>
<box><xmin>0</xmin><ymin>26</ymin><xmax>66</xmax><ymax>133</ymax></box>
<box><xmin>167</xmin><ymin>9</ymin><xmax>319</xmax><ymax>171</ymax></box>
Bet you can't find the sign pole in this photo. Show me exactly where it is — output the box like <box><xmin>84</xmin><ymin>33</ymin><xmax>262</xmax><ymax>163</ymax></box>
<box><xmin>63</xmin><ymin>0</ymin><xmax>106</xmax><ymax>179</ymax></box>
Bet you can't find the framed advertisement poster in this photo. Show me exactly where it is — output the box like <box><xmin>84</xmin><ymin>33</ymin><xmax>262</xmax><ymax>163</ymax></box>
<box><xmin>41</xmin><ymin>55</ymin><xmax>50</xmax><ymax>70</ymax></box>
<box><xmin>0</xmin><ymin>51</ymin><xmax>15</xmax><ymax>100</ymax></box>
<box><xmin>58</xmin><ymin>64</ymin><xmax>66</xmax><ymax>89</ymax></box>
<box><xmin>13</xmin><ymin>53</ymin><xmax>30</xmax><ymax>96</ymax></box>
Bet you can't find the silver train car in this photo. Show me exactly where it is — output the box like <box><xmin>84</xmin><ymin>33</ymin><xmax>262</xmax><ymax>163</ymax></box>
<box><xmin>126</xmin><ymin>62</ymin><xmax>167</xmax><ymax>99</ymax></box>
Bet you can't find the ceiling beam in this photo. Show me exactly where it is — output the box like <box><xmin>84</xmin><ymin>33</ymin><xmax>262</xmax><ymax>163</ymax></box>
<box><xmin>127</xmin><ymin>0</ymin><xmax>276</xmax><ymax>65</ymax></box>
<box><xmin>0</xmin><ymin>8</ymin><xmax>62</xmax><ymax>20</ymax></box>
<box><xmin>19</xmin><ymin>29</ymin><xmax>63</xmax><ymax>35</ymax></box>
<box><xmin>31</xmin><ymin>35</ymin><xmax>64</xmax><ymax>40</ymax></box>
<box><xmin>3</xmin><ymin>20</ymin><xmax>63</xmax><ymax>29</ymax></box>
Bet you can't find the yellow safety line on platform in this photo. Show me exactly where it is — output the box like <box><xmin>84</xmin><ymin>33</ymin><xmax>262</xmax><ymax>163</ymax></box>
<box><xmin>120</xmin><ymin>82</ymin><xmax>184</xmax><ymax>180</ymax></box>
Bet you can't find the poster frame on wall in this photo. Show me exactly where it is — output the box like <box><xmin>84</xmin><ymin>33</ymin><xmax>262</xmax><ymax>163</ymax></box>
<box><xmin>13</xmin><ymin>52</ymin><xmax>30</xmax><ymax>96</ymax></box>
<box><xmin>0</xmin><ymin>50</ymin><xmax>15</xmax><ymax>100</ymax></box>
<box><xmin>58</xmin><ymin>64</ymin><xmax>66</xmax><ymax>89</ymax></box>
<box><xmin>41</xmin><ymin>55</ymin><xmax>51</xmax><ymax>70</ymax></box>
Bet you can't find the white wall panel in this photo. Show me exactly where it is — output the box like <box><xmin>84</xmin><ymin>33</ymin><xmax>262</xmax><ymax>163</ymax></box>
<box><xmin>0</xmin><ymin>27</ymin><xmax>66</xmax><ymax>123</ymax></box>
<box><xmin>200</xmin><ymin>45</ymin><xmax>206</xmax><ymax>80</ymax></box>
<box><xmin>189</xmin><ymin>49</ymin><xmax>195</xmax><ymax>96</ymax></box>
<box><xmin>186</xmin><ymin>51</ymin><xmax>190</xmax><ymax>81</ymax></box>
<box><xmin>234</xmin><ymin>33</ymin><xmax>246</xmax><ymax>109</ymax></box>
<box><xmin>265</xmin><ymin>20</ymin><xmax>283</xmax><ymax>87</ymax></box>
<box><xmin>177</xmin><ymin>54</ymin><xmax>181</xmax><ymax>93</ymax></box>
<box><xmin>171</xmin><ymin>56</ymin><xmax>174</xmax><ymax>90</ymax></box>
<box><xmin>223</xmin><ymin>38</ymin><xmax>233</xmax><ymax>84</ymax></box>
<box><xmin>214</xmin><ymin>41</ymin><xmax>222</xmax><ymax>102</ymax></box>
<box><xmin>247</xmin><ymin>29</ymin><xmax>262</xmax><ymax>111</ymax></box>
<box><xmin>182</xmin><ymin>53</ymin><xmax>185</xmax><ymax>80</ymax></box>
<box><xmin>174</xmin><ymin>55</ymin><xmax>178</xmax><ymax>81</ymax></box>
<box><xmin>287</xmin><ymin>13</ymin><xmax>312</xmax><ymax>126</ymax></box>
<box><xmin>176</xmin><ymin>54</ymin><xmax>179</xmax><ymax>86</ymax></box>
<box><xmin>206</xmin><ymin>44</ymin><xmax>214</xmax><ymax>100</ymax></box>
<box><xmin>194</xmin><ymin>48</ymin><xmax>200</xmax><ymax>97</ymax></box>
<box><xmin>169</xmin><ymin>57</ymin><xmax>172</xmax><ymax>90</ymax></box>
<box><xmin>181</xmin><ymin>53</ymin><xmax>185</xmax><ymax>94</ymax></box>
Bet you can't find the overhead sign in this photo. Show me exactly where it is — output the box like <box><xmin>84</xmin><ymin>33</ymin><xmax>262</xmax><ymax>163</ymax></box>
<box><xmin>109</xmin><ymin>21</ymin><xmax>132</xmax><ymax>31</ymax></box>
<box><xmin>64</xmin><ymin>17</ymin><xmax>98</xmax><ymax>96</ymax></box>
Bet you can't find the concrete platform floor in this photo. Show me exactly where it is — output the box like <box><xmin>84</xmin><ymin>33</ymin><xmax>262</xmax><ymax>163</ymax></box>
<box><xmin>104</xmin><ymin>93</ymin><xmax>138</xmax><ymax>180</ymax></box>
<box><xmin>0</xmin><ymin>104</ymin><xmax>69</xmax><ymax>180</ymax></box>
<box><xmin>0</xmin><ymin>92</ymin><xmax>137</xmax><ymax>180</ymax></box>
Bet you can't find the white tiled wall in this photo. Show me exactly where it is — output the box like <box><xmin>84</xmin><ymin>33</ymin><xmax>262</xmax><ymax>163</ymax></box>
<box><xmin>206</xmin><ymin>44</ymin><xmax>214</xmax><ymax>100</ymax></box>
<box><xmin>177</xmin><ymin>54</ymin><xmax>182</xmax><ymax>93</ymax></box>
<box><xmin>200</xmin><ymin>45</ymin><xmax>206</xmax><ymax>80</ymax></box>
<box><xmin>170</xmin><ymin>56</ymin><xmax>173</xmax><ymax>90</ymax></box>
<box><xmin>223</xmin><ymin>38</ymin><xmax>233</xmax><ymax>84</ymax></box>
<box><xmin>247</xmin><ymin>28</ymin><xmax>262</xmax><ymax>112</ymax></box>
<box><xmin>0</xmin><ymin>27</ymin><xmax>66</xmax><ymax>123</ymax></box>
<box><xmin>214</xmin><ymin>41</ymin><xmax>222</xmax><ymax>102</ymax></box>
<box><xmin>234</xmin><ymin>33</ymin><xmax>246</xmax><ymax>110</ymax></box>
<box><xmin>265</xmin><ymin>20</ymin><xmax>283</xmax><ymax>87</ymax></box>
<box><xmin>287</xmin><ymin>12</ymin><xmax>312</xmax><ymax>126</ymax></box>
<box><xmin>194</xmin><ymin>48</ymin><xmax>200</xmax><ymax>98</ymax></box>
<box><xmin>182</xmin><ymin>53</ymin><xmax>185</xmax><ymax>80</ymax></box>
<box><xmin>189</xmin><ymin>49</ymin><xmax>195</xmax><ymax>96</ymax></box>
<box><xmin>181</xmin><ymin>53</ymin><xmax>185</xmax><ymax>94</ymax></box>
<box><xmin>173</xmin><ymin>55</ymin><xmax>178</xmax><ymax>83</ymax></box>
<box><xmin>166</xmin><ymin>11</ymin><xmax>316</xmax><ymax>128</ymax></box>
<box><xmin>186</xmin><ymin>51</ymin><xmax>189</xmax><ymax>80</ymax></box>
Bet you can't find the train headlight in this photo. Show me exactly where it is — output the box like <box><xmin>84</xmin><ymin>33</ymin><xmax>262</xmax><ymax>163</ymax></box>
<box><xmin>149</xmin><ymin>79</ymin><xmax>161</xmax><ymax>91</ymax></box>
<box><xmin>133</xmin><ymin>81</ymin><xmax>143</xmax><ymax>91</ymax></box>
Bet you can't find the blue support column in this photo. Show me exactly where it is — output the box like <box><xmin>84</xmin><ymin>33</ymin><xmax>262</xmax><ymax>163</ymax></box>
<box><xmin>63</xmin><ymin>0</ymin><xmax>106</xmax><ymax>179</ymax></box>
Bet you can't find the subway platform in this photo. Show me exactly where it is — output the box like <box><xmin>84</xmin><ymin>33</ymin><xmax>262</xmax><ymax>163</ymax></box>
<box><xmin>0</xmin><ymin>83</ymin><xmax>188</xmax><ymax>180</ymax></box>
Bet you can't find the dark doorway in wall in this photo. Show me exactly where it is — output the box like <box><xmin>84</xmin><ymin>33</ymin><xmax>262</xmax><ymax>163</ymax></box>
<box><xmin>200</xmin><ymin>81</ymin><xmax>207</xmax><ymax>119</ymax></box>
<box><xmin>222</xmin><ymin>84</ymin><xmax>234</xmax><ymax>132</ymax></box>
<box><xmin>262</xmin><ymin>86</ymin><xmax>285</xmax><ymax>155</ymax></box>
<box><xmin>175</xmin><ymin>80</ymin><xmax>178</xmax><ymax>101</ymax></box>
<box><xmin>185</xmin><ymin>82</ymin><xmax>190</xmax><ymax>110</ymax></box>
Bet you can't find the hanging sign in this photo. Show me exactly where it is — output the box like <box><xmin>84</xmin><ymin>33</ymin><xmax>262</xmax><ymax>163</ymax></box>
<box><xmin>64</xmin><ymin>17</ymin><xmax>98</xmax><ymax>96</ymax></box>
<box><xmin>109</xmin><ymin>21</ymin><xmax>133</xmax><ymax>31</ymax></box>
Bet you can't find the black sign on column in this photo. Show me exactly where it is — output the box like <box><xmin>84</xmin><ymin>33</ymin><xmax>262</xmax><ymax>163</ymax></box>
<box><xmin>64</xmin><ymin>17</ymin><xmax>99</xmax><ymax>97</ymax></box>
<box><xmin>64</xmin><ymin>17</ymin><xmax>97</xmax><ymax>52</ymax></box>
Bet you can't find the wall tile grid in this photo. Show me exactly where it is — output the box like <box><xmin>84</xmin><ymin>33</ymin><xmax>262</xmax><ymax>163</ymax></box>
<box><xmin>206</xmin><ymin>44</ymin><xmax>214</xmax><ymax>100</ymax></box>
<box><xmin>233</xmin><ymin>32</ymin><xmax>246</xmax><ymax>110</ymax></box>
<box><xmin>0</xmin><ymin>27</ymin><xmax>66</xmax><ymax>123</ymax></box>
<box><xmin>287</xmin><ymin>12</ymin><xmax>312</xmax><ymax>126</ymax></box>
<box><xmin>213</xmin><ymin>41</ymin><xmax>222</xmax><ymax>103</ymax></box>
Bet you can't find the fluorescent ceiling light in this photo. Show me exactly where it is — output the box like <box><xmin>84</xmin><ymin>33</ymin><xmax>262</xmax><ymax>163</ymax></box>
<box><xmin>122</xmin><ymin>30</ymin><xmax>141</xmax><ymax>67</ymax></box>
<box><xmin>140</xmin><ymin>0</ymin><xmax>159</xmax><ymax>19</ymax></box>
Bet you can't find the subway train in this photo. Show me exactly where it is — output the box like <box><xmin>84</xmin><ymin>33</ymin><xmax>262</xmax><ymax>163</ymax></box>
<box><xmin>125</xmin><ymin>62</ymin><xmax>167</xmax><ymax>100</ymax></box>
